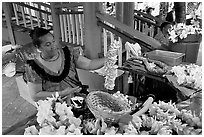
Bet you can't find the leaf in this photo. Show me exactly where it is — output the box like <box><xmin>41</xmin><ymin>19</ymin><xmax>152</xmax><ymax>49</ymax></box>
<box><xmin>189</xmin><ymin>93</ymin><xmax>202</xmax><ymax>116</ymax></box>
<box><xmin>118</xmin><ymin>114</ymin><xmax>133</xmax><ymax>125</ymax></box>
<box><xmin>177</xmin><ymin>92</ymin><xmax>202</xmax><ymax>117</ymax></box>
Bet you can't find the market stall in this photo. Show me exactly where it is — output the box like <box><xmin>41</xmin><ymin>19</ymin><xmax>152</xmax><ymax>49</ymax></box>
<box><xmin>2</xmin><ymin>43</ymin><xmax>202</xmax><ymax>135</ymax></box>
<box><xmin>2</xmin><ymin>90</ymin><xmax>202</xmax><ymax>135</ymax></box>
<box><xmin>120</xmin><ymin>51</ymin><xmax>202</xmax><ymax>102</ymax></box>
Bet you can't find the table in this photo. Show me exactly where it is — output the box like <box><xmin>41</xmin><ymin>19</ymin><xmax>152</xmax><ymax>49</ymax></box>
<box><xmin>119</xmin><ymin>63</ymin><xmax>199</xmax><ymax>103</ymax></box>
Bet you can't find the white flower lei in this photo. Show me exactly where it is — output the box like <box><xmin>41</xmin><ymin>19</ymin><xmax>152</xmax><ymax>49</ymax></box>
<box><xmin>24</xmin><ymin>92</ymin><xmax>202</xmax><ymax>135</ymax></box>
<box><xmin>104</xmin><ymin>40</ymin><xmax>121</xmax><ymax>90</ymax></box>
<box><xmin>24</xmin><ymin>94</ymin><xmax>82</xmax><ymax>135</ymax></box>
<box><xmin>171</xmin><ymin>64</ymin><xmax>202</xmax><ymax>90</ymax></box>
<box><xmin>168</xmin><ymin>23</ymin><xmax>202</xmax><ymax>43</ymax></box>
<box><xmin>83</xmin><ymin>100</ymin><xmax>202</xmax><ymax>135</ymax></box>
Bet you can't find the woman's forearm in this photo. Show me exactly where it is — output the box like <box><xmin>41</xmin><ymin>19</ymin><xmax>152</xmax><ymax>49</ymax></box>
<box><xmin>89</xmin><ymin>57</ymin><xmax>107</xmax><ymax>70</ymax></box>
<box><xmin>31</xmin><ymin>86</ymin><xmax>81</xmax><ymax>102</ymax></box>
<box><xmin>32</xmin><ymin>91</ymin><xmax>59</xmax><ymax>102</ymax></box>
<box><xmin>32</xmin><ymin>89</ymin><xmax>68</xmax><ymax>102</ymax></box>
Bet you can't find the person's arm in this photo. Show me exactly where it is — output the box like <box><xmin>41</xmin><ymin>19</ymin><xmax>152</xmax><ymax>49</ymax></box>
<box><xmin>76</xmin><ymin>55</ymin><xmax>107</xmax><ymax>70</ymax></box>
<box><xmin>27</xmin><ymin>82</ymin><xmax>81</xmax><ymax>102</ymax></box>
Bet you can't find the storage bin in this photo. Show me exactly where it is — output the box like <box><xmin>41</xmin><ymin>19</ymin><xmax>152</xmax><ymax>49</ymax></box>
<box><xmin>146</xmin><ymin>50</ymin><xmax>185</xmax><ymax>66</ymax></box>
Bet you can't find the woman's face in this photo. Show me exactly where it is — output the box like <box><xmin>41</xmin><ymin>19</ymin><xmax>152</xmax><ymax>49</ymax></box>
<box><xmin>38</xmin><ymin>33</ymin><xmax>58</xmax><ymax>58</ymax></box>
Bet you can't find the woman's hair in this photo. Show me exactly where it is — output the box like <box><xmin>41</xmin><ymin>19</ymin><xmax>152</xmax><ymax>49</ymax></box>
<box><xmin>160</xmin><ymin>21</ymin><xmax>171</xmax><ymax>31</ymax></box>
<box><xmin>29</xmin><ymin>27</ymin><xmax>51</xmax><ymax>48</ymax></box>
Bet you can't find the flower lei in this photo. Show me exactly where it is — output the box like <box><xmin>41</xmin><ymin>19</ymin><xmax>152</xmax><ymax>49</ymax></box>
<box><xmin>104</xmin><ymin>40</ymin><xmax>120</xmax><ymax>90</ymax></box>
<box><xmin>24</xmin><ymin>92</ymin><xmax>202</xmax><ymax>135</ymax></box>
<box><xmin>171</xmin><ymin>64</ymin><xmax>202</xmax><ymax>90</ymax></box>
<box><xmin>168</xmin><ymin>23</ymin><xmax>202</xmax><ymax>43</ymax></box>
<box><xmin>24</xmin><ymin>94</ymin><xmax>82</xmax><ymax>135</ymax></box>
<box><xmin>83</xmin><ymin>100</ymin><xmax>202</xmax><ymax>135</ymax></box>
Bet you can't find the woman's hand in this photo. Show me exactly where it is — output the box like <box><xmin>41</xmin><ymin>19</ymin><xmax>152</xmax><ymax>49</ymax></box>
<box><xmin>61</xmin><ymin>86</ymin><xmax>82</xmax><ymax>97</ymax></box>
<box><xmin>61</xmin><ymin>86</ymin><xmax>82</xmax><ymax>106</ymax></box>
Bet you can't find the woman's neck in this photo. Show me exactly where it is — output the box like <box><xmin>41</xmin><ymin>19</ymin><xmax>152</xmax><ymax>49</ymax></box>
<box><xmin>40</xmin><ymin>51</ymin><xmax>59</xmax><ymax>62</ymax></box>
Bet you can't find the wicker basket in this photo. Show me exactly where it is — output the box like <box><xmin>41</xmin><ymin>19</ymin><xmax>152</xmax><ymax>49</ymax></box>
<box><xmin>86</xmin><ymin>91</ymin><xmax>132</xmax><ymax>122</ymax></box>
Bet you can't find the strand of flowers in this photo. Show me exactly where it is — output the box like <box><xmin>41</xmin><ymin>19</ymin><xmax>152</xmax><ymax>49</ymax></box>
<box><xmin>24</xmin><ymin>94</ymin><xmax>83</xmax><ymax>135</ymax></box>
<box><xmin>171</xmin><ymin>64</ymin><xmax>202</xmax><ymax>90</ymax></box>
<box><xmin>104</xmin><ymin>40</ymin><xmax>120</xmax><ymax>90</ymax></box>
<box><xmin>82</xmin><ymin>100</ymin><xmax>202</xmax><ymax>135</ymax></box>
<box><xmin>116</xmin><ymin>101</ymin><xmax>202</xmax><ymax>135</ymax></box>
<box><xmin>112</xmin><ymin>91</ymin><xmax>131</xmax><ymax>104</ymax></box>
<box><xmin>168</xmin><ymin>23</ymin><xmax>202</xmax><ymax>43</ymax></box>
<box><xmin>24</xmin><ymin>92</ymin><xmax>202</xmax><ymax>135</ymax></box>
<box><xmin>142</xmin><ymin>101</ymin><xmax>202</xmax><ymax>135</ymax></box>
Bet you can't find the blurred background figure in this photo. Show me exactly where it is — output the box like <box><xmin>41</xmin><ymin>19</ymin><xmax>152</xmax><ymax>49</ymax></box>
<box><xmin>155</xmin><ymin>10</ymin><xmax>167</xmax><ymax>26</ymax></box>
<box><xmin>146</xmin><ymin>7</ymin><xmax>155</xmax><ymax>16</ymax></box>
<box><xmin>154</xmin><ymin>21</ymin><xmax>172</xmax><ymax>50</ymax></box>
<box><xmin>166</xmin><ymin>6</ymin><xmax>176</xmax><ymax>24</ymax></box>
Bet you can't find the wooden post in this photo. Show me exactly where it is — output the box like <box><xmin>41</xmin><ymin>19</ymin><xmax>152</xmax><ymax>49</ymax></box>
<box><xmin>115</xmin><ymin>2</ymin><xmax>135</xmax><ymax>94</ymax></box>
<box><xmin>123</xmin><ymin>2</ymin><xmax>134</xmax><ymax>27</ymax></box>
<box><xmin>77</xmin><ymin>2</ymin><xmax>105</xmax><ymax>91</ymax></box>
<box><xmin>2</xmin><ymin>2</ymin><xmax>16</xmax><ymax>45</ymax></box>
<box><xmin>50</xmin><ymin>2</ymin><xmax>61</xmax><ymax>44</ymax></box>
<box><xmin>116</xmin><ymin>2</ymin><xmax>123</xmax><ymax>22</ymax></box>
<box><xmin>37</xmin><ymin>3</ymin><xmax>44</xmax><ymax>27</ymax></box>
<box><xmin>115</xmin><ymin>3</ymin><xmax>123</xmax><ymax>92</ymax></box>
<box><xmin>174</xmin><ymin>2</ymin><xmax>186</xmax><ymax>23</ymax></box>
<box><xmin>83</xmin><ymin>2</ymin><xmax>102</xmax><ymax>59</ymax></box>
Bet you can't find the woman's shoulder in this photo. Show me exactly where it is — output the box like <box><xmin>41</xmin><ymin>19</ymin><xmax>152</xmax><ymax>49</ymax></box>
<box><xmin>59</xmin><ymin>42</ymin><xmax>75</xmax><ymax>52</ymax></box>
<box><xmin>59</xmin><ymin>42</ymin><xmax>81</xmax><ymax>62</ymax></box>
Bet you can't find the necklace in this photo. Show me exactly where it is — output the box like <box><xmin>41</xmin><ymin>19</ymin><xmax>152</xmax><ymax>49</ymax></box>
<box><xmin>38</xmin><ymin>50</ymin><xmax>62</xmax><ymax>73</ymax></box>
<box><xmin>40</xmin><ymin>50</ymin><xmax>60</xmax><ymax>62</ymax></box>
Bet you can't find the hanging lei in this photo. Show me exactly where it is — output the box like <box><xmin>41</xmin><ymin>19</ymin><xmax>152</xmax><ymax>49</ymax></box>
<box><xmin>104</xmin><ymin>40</ymin><xmax>120</xmax><ymax>90</ymax></box>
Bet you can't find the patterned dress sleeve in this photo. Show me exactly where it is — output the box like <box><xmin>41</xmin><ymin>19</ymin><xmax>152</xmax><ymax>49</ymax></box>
<box><xmin>24</xmin><ymin>63</ymin><xmax>42</xmax><ymax>84</ymax></box>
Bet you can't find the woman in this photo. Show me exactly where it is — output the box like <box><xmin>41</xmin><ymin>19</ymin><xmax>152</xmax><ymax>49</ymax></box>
<box><xmin>24</xmin><ymin>27</ymin><xmax>106</xmax><ymax>102</ymax></box>
<box><xmin>154</xmin><ymin>21</ymin><xmax>172</xmax><ymax>50</ymax></box>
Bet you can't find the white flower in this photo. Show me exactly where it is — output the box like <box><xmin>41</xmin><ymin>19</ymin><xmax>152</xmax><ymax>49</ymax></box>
<box><xmin>150</xmin><ymin>120</ymin><xmax>164</xmax><ymax>133</ymax></box>
<box><xmin>69</xmin><ymin>117</ymin><xmax>82</xmax><ymax>127</ymax></box>
<box><xmin>55</xmin><ymin>126</ymin><xmax>66</xmax><ymax>135</ymax></box>
<box><xmin>104</xmin><ymin>40</ymin><xmax>121</xmax><ymax>90</ymax></box>
<box><xmin>67</xmin><ymin>124</ymin><xmax>82</xmax><ymax>135</ymax></box>
<box><xmin>179</xmin><ymin>29</ymin><xmax>188</xmax><ymax>39</ymax></box>
<box><xmin>24</xmin><ymin>125</ymin><xmax>38</xmax><ymax>135</ymax></box>
<box><xmin>171</xmin><ymin>64</ymin><xmax>202</xmax><ymax>90</ymax></box>
<box><xmin>157</xmin><ymin>126</ymin><xmax>172</xmax><ymax>135</ymax></box>
<box><xmin>104</xmin><ymin>126</ymin><xmax>118</xmax><ymax>135</ymax></box>
<box><xmin>125</xmin><ymin>42</ymin><xmax>141</xmax><ymax>58</ymax></box>
<box><xmin>168</xmin><ymin>23</ymin><xmax>201</xmax><ymax>43</ymax></box>
<box><xmin>55</xmin><ymin>102</ymin><xmax>73</xmax><ymax>118</ymax></box>
<box><xmin>124</xmin><ymin>122</ymin><xmax>138</xmax><ymax>135</ymax></box>
<box><xmin>39</xmin><ymin>125</ymin><xmax>55</xmax><ymax>135</ymax></box>
<box><xmin>140</xmin><ymin>131</ymin><xmax>149</xmax><ymax>135</ymax></box>
<box><xmin>36</xmin><ymin>100</ymin><xmax>56</xmax><ymax>126</ymax></box>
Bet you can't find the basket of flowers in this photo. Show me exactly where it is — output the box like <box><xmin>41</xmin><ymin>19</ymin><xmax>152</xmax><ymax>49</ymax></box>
<box><xmin>86</xmin><ymin>91</ymin><xmax>133</xmax><ymax>123</ymax></box>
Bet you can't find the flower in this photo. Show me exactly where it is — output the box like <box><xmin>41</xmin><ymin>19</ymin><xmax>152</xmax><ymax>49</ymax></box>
<box><xmin>24</xmin><ymin>95</ymin><xmax>82</xmax><ymax>135</ymax></box>
<box><xmin>24</xmin><ymin>92</ymin><xmax>202</xmax><ymax>135</ymax></box>
<box><xmin>171</xmin><ymin>64</ymin><xmax>202</xmax><ymax>90</ymax></box>
<box><xmin>168</xmin><ymin>22</ymin><xmax>202</xmax><ymax>43</ymax></box>
<box><xmin>103</xmin><ymin>40</ymin><xmax>121</xmax><ymax>90</ymax></box>
<box><xmin>24</xmin><ymin>125</ymin><xmax>38</xmax><ymax>135</ymax></box>
<box><xmin>36</xmin><ymin>100</ymin><xmax>56</xmax><ymax>126</ymax></box>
